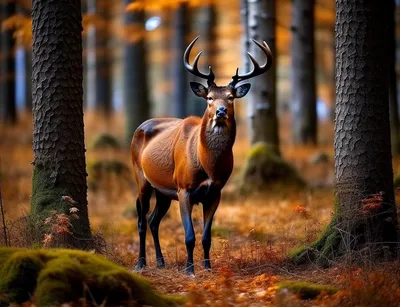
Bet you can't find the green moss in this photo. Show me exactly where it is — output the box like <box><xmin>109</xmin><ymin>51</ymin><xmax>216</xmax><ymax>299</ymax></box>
<box><xmin>88</xmin><ymin>160</ymin><xmax>131</xmax><ymax>192</ymax></box>
<box><xmin>0</xmin><ymin>250</ymin><xmax>45</xmax><ymax>304</ymax></box>
<box><xmin>290</xmin><ymin>198</ymin><xmax>342</xmax><ymax>267</ymax></box>
<box><xmin>211</xmin><ymin>226</ymin><xmax>234</xmax><ymax>239</ymax></box>
<box><xmin>277</xmin><ymin>281</ymin><xmax>338</xmax><ymax>299</ymax></box>
<box><xmin>30</xmin><ymin>167</ymin><xmax>91</xmax><ymax>243</ymax></box>
<box><xmin>91</xmin><ymin>133</ymin><xmax>121</xmax><ymax>150</ymax></box>
<box><xmin>238</xmin><ymin>142</ymin><xmax>306</xmax><ymax>194</ymax></box>
<box><xmin>0</xmin><ymin>247</ymin><xmax>185</xmax><ymax>306</ymax></box>
<box><xmin>394</xmin><ymin>173</ymin><xmax>400</xmax><ymax>188</ymax></box>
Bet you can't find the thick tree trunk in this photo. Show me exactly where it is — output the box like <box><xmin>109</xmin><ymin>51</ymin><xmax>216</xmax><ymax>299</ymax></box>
<box><xmin>123</xmin><ymin>0</ymin><xmax>150</xmax><ymax>144</ymax></box>
<box><xmin>171</xmin><ymin>3</ymin><xmax>189</xmax><ymax>118</ymax></box>
<box><xmin>293</xmin><ymin>0</ymin><xmax>398</xmax><ymax>266</ymax></box>
<box><xmin>247</xmin><ymin>0</ymin><xmax>279</xmax><ymax>153</ymax></box>
<box><xmin>388</xmin><ymin>0</ymin><xmax>400</xmax><ymax>154</ymax></box>
<box><xmin>0</xmin><ymin>1</ymin><xmax>16</xmax><ymax>124</ymax></box>
<box><xmin>86</xmin><ymin>0</ymin><xmax>112</xmax><ymax>113</ymax></box>
<box><xmin>31</xmin><ymin>0</ymin><xmax>91</xmax><ymax>245</ymax></box>
<box><xmin>291</xmin><ymin>0</ymin><xmax>317</xmax><ymax>144</ymax></box>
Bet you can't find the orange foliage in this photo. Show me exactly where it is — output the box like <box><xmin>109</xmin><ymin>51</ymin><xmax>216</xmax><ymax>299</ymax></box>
<box><xmin>1</xmin><ymin>14</ymin><xmax>32</xmax><ymax>48</ymax></box>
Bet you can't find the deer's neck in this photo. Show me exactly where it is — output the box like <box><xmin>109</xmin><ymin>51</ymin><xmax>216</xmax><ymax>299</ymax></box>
<box><xmin>198</xmin><ymin>117</ymin><xmax>236</xmax><ymax>182</ymax></box>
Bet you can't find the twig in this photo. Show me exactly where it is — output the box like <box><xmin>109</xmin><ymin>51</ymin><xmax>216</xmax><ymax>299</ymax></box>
<box><xmin>0</xmin><ymin>157</ymin><xmax>9</xmax><ymax>247</ymax></box>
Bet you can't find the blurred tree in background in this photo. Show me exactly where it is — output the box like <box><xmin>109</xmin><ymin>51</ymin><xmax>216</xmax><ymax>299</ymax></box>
<box><xmin>171</xmin><ymin>2</ymin><xmax>189</xmax><ymax>118</ymax></box>
<box><xmin>246</xmin><ymin>0</ymin><xmax>279</xmax><ymax>151</ymax></box>
<box><xmin>0</xmin><ymin>0</ymin><xmax>16</xmax><ymax>124</ymax></box>
<box><xmin>123</xmin><ymin>0</ymin><xmax>150</xmax><ymax>145</ymax></box>
<box><xmin>86</xmin><ymin>0</ymin><xmax>113</xmax><ymax>114</ymax></box>
<box><xmin>291</xmin><ymin>0</ymin><xmax>317</xmax><ymax>145</ymax></box>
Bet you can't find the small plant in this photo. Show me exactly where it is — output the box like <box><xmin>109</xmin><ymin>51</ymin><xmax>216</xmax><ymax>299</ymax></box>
<box><xmin>41</xmin><ymin>196</ymin><xmax>80</xmax><ymax>248</ymax></box>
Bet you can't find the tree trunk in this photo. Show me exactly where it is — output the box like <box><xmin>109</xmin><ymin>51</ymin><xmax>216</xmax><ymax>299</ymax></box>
<box><xmin>15</xmin><ymin>3</ymin><xmax>32</xmax><ymax>112</ymax></box>
<box><xmin>388</xmin><ymin>0</ymin><xmax>400</xmax><ymax>154</ymax></box>
<box><xmin>247</xmin><ymin>0</ymin><xmax>279</xmax><ymax>153</ymax></box>
<box><xmin>123</xmin><ymin>0</ymin><xmax>150</xmax><ymax>145</ymax></box>
<box><xmin>0</xmin><ymin>0</ymin><xmax>16</xmax><ymax>124</ymax></box>
<box><xmin>86</xmin><ymin>0</ymin><xmax>112</xmax><ymax>113</ymax></box>
<box><xmin>189</xmin><ymin>4</ymin><xmax>216</xmax><ymax>117</ymax></box>
<box><xmin>237</xmin><ymin>0</ymin><xmax>304</xmax><ymax>193</ymax></box>
<box><xmin>293</xmin><ymin>0</ymin><xmax>398</xmax><ymax>266</ymax></box>
<box><xmin>31</xmin><ymin>0</ymin><xmax>91</xmax><ymax>246</ymax></box>
<box><xmin>171</xmin><ymin>2</ymin><xmax>189</xmax><ymax>118</ymax></box>
<box><xmin>291</xmin><ymin>0</ymin><xmax>317</xmax><ymax>144</ymax></box>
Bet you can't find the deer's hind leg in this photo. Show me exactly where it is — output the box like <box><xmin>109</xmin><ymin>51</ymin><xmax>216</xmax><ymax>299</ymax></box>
<box><xmin>135</xmin><ymin>180</ymin><xmax>153</xmax><ymax>270</ymax></box>
<box><xmin>148</xmin><ymin>190</ymin><xmax>171</xmax><ymax>268</ymax></box>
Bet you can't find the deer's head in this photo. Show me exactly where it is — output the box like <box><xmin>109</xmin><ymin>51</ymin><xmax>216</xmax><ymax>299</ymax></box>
<box><xmin>184</xmin><ymin>36</ymin><xmax>272</xmax><ymax>133</ymax></box>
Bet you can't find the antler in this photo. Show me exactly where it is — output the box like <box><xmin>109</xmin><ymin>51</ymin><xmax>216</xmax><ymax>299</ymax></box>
<box><xmin>229</xmin><ymin>39</ymin><xmax>272</xmax><ymax>87</ymax></box>
<box><xmin>184</xmin><ymin>36</ymin><xmax>215</xmax><ymax>86</ymax></box>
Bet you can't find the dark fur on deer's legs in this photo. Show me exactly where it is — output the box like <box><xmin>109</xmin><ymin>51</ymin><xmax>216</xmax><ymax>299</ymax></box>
<box><xmin>149</xmin><ymin>190</ymin><xmax>171</xmax><ymax>268</ymax></box>
<box><xmin>135</xmin><ymin>185</ymin><xmax>152</xmax><ymax>271</ymax></box>
<box><xmin>202</xmin><ymin>191</ymin><xmax>220</xmax><ymax>270</ymax></box>
<box><xmin>178</xmin><ymin>190</ymin><xmax>196</xmax><ymax>275</ymax></box>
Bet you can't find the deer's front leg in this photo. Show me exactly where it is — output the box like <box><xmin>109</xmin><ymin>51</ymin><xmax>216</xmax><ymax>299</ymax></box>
<box><xmin>202</xmin><ymin>191</ymin><xmax>220</xmax><ymax>270</ymax></box>
<box><xmin>178</xmin><ymin>189</ymin><xmax>195</xmax><ymax>275</ymax></box>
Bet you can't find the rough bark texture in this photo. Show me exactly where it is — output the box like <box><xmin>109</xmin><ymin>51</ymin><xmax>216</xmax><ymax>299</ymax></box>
<box><xmin>247</xmin><ymin>0</ymin><xmax>279</xmax><ymax>152</ymax></box>
<box><xmin>291</xmin><ymin>0</ymin><xmax>317</xmax><ymax>144</ymax></box>
<box><xmin>388</xmin><ymin>0</ymin><xmax>400</xmax><ymax>154</ymax></box>
<box><xmin>0</xmin><ymin>1</ymin><xmax>17</xmax><ymax>124</ymax></box>
<box><xmin>171</xmin><ymin>2</ymin><xmax>189</xmax><ymax>118</ymax></box>
<box><xmin>293</xmin><ymin>0</ymin><xmax>399</xmax><ymax>266</ymax></box>
<box><xmin>123</xmin><ymin>0</ymin><xmax>150</xmax><ymax>145</ymax></box>
<box><xmin>86</xmin><ymin>0</ymin><xmax>112</xmax><ymax>113</ymax></box>
<box><xmin>31</xmin><ymin>0</ymin><xmax>91</xmax><ymax>244</ymax></box>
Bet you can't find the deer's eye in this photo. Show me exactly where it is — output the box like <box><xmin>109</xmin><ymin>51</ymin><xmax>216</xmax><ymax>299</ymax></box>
<box><xmin>207</xmin><ymin>97</ymin><xmax>213</xmax><ymax>102</ymax></box>
<box><xmin>228</xmin><ymin>96</ymin><xmax>234</xmax><ymax>102</ymax></box>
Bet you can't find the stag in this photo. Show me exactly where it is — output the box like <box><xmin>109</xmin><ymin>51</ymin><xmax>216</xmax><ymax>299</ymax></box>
<box><xmin>131</xmin><ymin>36</ymin><xmax>272</xmax><ymax>275</ymax></box>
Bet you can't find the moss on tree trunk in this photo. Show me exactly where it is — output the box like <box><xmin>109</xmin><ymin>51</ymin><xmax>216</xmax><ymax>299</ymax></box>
<box><xmin>237</xmin><ymin>142</ymin><xmax>305</xmax><ymax>194</ymax></box>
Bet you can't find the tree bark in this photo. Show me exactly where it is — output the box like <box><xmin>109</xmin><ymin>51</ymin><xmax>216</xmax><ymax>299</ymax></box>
<box><xmin>86</xmin><ymin>0</ymin><xmax>112</xmax><ymax>113</ymax></box>
<box><xmin>247</xmin><ymin>0</ymin><xmax>279</xmax><ymax>153</ymax></box>
<box><xmin>123</xmin><ymin>0</ymin><xmax>150</xmax><ymax>145</ymax></box>
<box><xmin>388</xmin><ymin>0</ymin><xmax>400</xmax><ymax>154</ymax></box>
<box><xmin>291</xmin><ymin>0</ymin><xmax>317</xmax><ymax>144</ymax></box>
<box><xmin>0</xmin><ymin>0</ymin><xmax>17</xmax><ymax>124</ymax></box>
<box><xmin>171</xmin><ymin>2</ymin><xmax>189</xmax><ymax>118</ymax></box>
<box><xmin>31</xmin><ymin>0</ymin><xmax>91</xmax><ymax>245</ymax></box>
<box><xmin>293</xmin><ymin>0</ymin><xmax>398</xmax><ymax>266</ymax></box>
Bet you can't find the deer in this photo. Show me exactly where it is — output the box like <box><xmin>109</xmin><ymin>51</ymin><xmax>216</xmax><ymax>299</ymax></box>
<box><xmin>130</xmin><ymin>36</ymin><xmax>272</xmax><ymax>275</ymax></box>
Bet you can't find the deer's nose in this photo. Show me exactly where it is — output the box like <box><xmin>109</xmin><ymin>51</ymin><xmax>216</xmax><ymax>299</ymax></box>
<box><xmin>216</xmin><ymin>106</ymin><xmax>227</xmax><ymax>118</ymax></box>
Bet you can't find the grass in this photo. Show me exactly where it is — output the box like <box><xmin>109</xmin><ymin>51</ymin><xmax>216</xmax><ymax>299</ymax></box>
<box><xmin>1</xmin><ymin>112</ymin><xmax>400</xmax><ymax>306</ymax></box>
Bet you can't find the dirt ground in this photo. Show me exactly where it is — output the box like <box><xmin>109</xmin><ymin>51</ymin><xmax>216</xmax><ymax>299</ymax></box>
<box><xmin>1</xmin><ymin>112</ymin><xmax>400</xmax><ymax>306</ymax></box>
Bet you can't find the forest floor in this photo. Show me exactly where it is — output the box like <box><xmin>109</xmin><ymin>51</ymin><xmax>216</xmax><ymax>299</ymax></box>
<box><xmin>1</xmin><ymin>112</ymin><xmax>400</xmax><ymax>306</ymax></box>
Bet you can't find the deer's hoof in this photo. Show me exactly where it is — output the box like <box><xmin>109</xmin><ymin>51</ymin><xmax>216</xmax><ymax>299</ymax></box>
<box><xmin>204</xmin><ymin>260</ymin><xmax>212</xmax><ymax>270</ymax></box>
<box><xmin>157</xmin><ymin>258</ymin><xmax>166</xmax><ymax>269</ymax></box>
<box><xmin>185</xmin><ymin>262</ymin><xmax>195</xmax><ymax>276</ymax></box>
<box><xmin>134</xmin><ymin>258</ymin><xmax>146</xmax><ymax>271</ymax></box>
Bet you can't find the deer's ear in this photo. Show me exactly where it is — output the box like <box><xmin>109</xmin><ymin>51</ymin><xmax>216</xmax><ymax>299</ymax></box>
<box><xmin>190</xmin><ymin>82</ymin><xmax>208</xmax><ymax>98</ymax></box>
<box><xmin>234</xmin><ymin>83</ymin><xmax>251</xmax><ymax>98</ymax></box>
